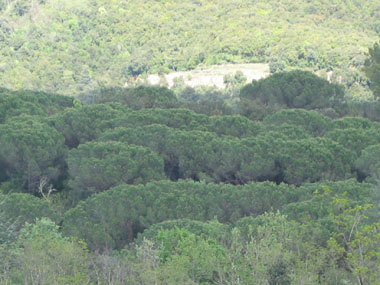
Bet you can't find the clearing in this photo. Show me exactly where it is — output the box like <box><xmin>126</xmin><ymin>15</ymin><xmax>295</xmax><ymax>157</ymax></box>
<box><xmin>144</xmin><ymin>63</ymin><xmax>270</xmax><ymax>89</ymax></box>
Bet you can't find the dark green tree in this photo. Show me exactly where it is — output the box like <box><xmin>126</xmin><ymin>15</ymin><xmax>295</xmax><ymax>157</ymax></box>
<box><xmin>0</xmin><ymin>117</ymin><xmax>67</xmax><ymax>194</ymax></box>
<box><xmin>52</xmin><ymin>104</ymin><xmax>125</xmax><ymax>148</ymax></box>
<box><xmin>0</xmin><ymin>193</ymin><xmax>57</xmax><ymax>243</ymax></box>
<box><xmin>332</xmin><ymin>116</ymin><xmax>376</xmax><ymax>130</ymax></box>
<box><xmin>364</xmin><ymin>42</ymin><xmax>380</xmax><ymax>98</ymax></box>
<box><xmin>277</xmin><ymin>138</ymin><xmax>355</xmax><ymax>185</ymax></box>
<box><xmin>68</xmin><ymin>141</ymin><xmax>165</xmax><ymax>202</ymax></box>
<box><xmin>112</xmin><ymin>108</ymin><xmax>209</xmax><ymax>131</ymax></box>
<box><xmin>240</xmin><ymin>70</ymin><xmax>345</xmax><ymax>119</ymax></box>
<box><xmin>209</xmin><ymin>115</ymin><xmax>262</xmax><ymax>138</ymax></box>
<box><xmin>263</xmin><ymin>109</ymin><xmax>333</xmax><ymax>137</ymax></box>
<box><xmin>62</xmin><ymin>180</ymin><xmax>300</xmax><ymax>250</ymax></box>
<box><xmin>99</xmin><ymin>124</ymin><xmax>172</xmax><ymax>155</ymax></box>
<box><xmin>260</xmin><ymin>124</ymin><xmax>311</xmax><ymax>140</ymax></box>
<box><xmin>355</xmin><ymin>144</ymin><xmax>380</xmax><ymax>181</ymax></box>
<box><xmin>89</xmin><ymin>86</ymin><xmax>178</xmax><ymax>110</ymax></box>
<box><xmin>325</xmin><ymin>128</ymin><xmax>380</xmax><ymax>156</ymax></box>
<box><xmin>0</xmin><ymin>89</ymin><xmax>73</xmax><ymax>123</ymax></box>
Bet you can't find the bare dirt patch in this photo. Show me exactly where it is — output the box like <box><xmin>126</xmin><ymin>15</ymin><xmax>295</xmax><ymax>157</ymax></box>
<box><xmin>145</xmin><ymin>63</ymin><xmax>270</xmax><ymax>89</ymax></box>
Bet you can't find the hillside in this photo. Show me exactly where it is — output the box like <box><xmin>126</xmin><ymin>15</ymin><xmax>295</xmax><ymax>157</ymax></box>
<box><xmin>1</xmin><ymin>84</ymin><xmax>380</xmax><ymax>283</ymax></box>
<box><xmin>2</xmin><ymin>1</ymin><xmax>380</xmax><ymax>283</ymax></box>
<box><xmin>0</xmin><ymin>0</ymin><xmax>378</xmax><ymax>95</ymax></box>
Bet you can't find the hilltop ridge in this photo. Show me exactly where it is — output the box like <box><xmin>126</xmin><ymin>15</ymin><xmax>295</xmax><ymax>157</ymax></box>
<box><xmin>0</xmin><ymin>0</ymin><xmax>378</xmax><ymax>96</ymax></box>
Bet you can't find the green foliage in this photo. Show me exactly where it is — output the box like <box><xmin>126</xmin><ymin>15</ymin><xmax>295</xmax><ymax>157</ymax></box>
<box><xmin>14</xmin><ymin>218</ymin><xmax>90</xmax><ymax>284</ymax></box>
<box><xmin>283</xmin><ymin>180</ymin><xmax>375</xmax><ymax>224</ymax></box>
<box><xmin>68</xmin><ymin>141</ymin><xmax>165</xmax><ymax>202</ymax></box>
<box><xmin>101</xmin><ymin>125</ymin><xmax>217</xmax><ymax>181</ymax></box>
<box><xmin>101</xmin><ymin>125</ymin><xmax>274</xmax><ymax>184</ymax></box>
<box><xmin>62</xmin><ymin>181</ymin><xmax>290</xmax><ymax>250</ymax></box>
<box><xmin>230</xmin><ymin>211</ymin><xmax>349</xmax><ymax>284</ymax></box>
<box><xmin>100</xmin><ymin>111</ymin><xmax>358</xmax><ymax>185</ymax></box>
<box><xmin>51</xmin><ymin>104</ymin><xmax>125</xmax><ymax>148</ymax></box>
<box><xmin>263</xmin><ymin>109</ymin><xmax>333</xmax><ymax>136</ymax></box>
<box><xmin>240</xmin><ymin>70</ymin><xmax>345</xmax><ymax>119</ymax></box>
<box><xmin>0</xmin><ymin>92</ymin><xmax>44</xmax><ymax>123</ymax></box>
<box><xmin>355</xmin><ymin>144</ymin><xmax>380</xmax><ymax>181</ymax></box>
<box><xmin>2</xmin><ymin>82</ymin><xmax>380</xmax><ymax>282</ymax></box>
<box><xmin>113</xmin><ymin>108</ymin><xmax>210</xmax><ymax>131</ymax></box>
<box><xmin>241</xmin><ymin>133</ymin><xmax>356</xmax><ymax>185</ymax></box>
<box><xmin>232</xmin><ymin>212</ymin><xmax>297</xmax><ymax>284</ymax></box>
<box><xmin>136</xmin><ymin>219</ymin><xmax>230</xmax><ymax>247</ymax></box>
<box><xmin>332</xmin><ymin>116</ymin><xmax>377</xmax><ymax>130</ymax></box>
<box><xmin>277</xmin><ymin>138</ymin><xmax>355</xmax><ymax>185</ymax></box>
<box><xmin>328</xmin><ymin>195</ymin><xmax>380</xmax><ymax>284</ymax></box>
<box><xmin>345</xmin><ymin>100</ymin><xmax>380</xmax><ymax>122</ymax></box>
<box><xmin>155</xmin><ymin>228</ymin><xmax>227</xmax><ymax>284</ymax></box>
<box><xmin>0</xmin><ymin>0</ymin><xmax>378</xmax><ymax>95</ymax></box>
<box><xmin>0</xmin><ymin>116</ymin><xmax>67</xmax><ymax>193</ymax></box>
<box><xmin>99</xmin><ymin>124</ymin><xmax>171</xmax><ymax>154</ymax></box>
<box><xmin>0</xmin><ymin>193</ymin><xmax>57</xmax><ymax>241</ymax></box>
<box><xmin>62</xmin><ymin>180</ymin><xmax>364</xmax><ymax>251</ymax></box>
<box><xmin>364</xmin><ymin>42</ymin><xmax>380</xmax><ymax>98</ymax></box>
<box><xmin>0</xmin><ymin>88</ymin><xmax>73</xmax><ymax>123</ymax></box>
<box><xmin>260</xmin><ymin>123</ymin><xmax>311</xmax><ymax>140</ymax></box>
<box><xmin>86</xmin><ymin>86</ymin><xmax>178</xmax><ymax>110</ymax></box>
<box><xmin>177</xmin><ymin>86</ymin><xmax>235</xmax><ymax>116</ymax></box>
<box><xmin>325</xmin><ymin>127</ymin><xmax>380</xmax><ymax>156</ymax></box>
<box><xmin>208</xmin><ymin>115</ymin><xmax>262</xmax><ymax>138</ymax></box>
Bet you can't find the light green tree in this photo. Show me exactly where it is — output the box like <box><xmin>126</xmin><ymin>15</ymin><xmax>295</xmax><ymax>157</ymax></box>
<box><xmin>15</xmin><ymin>218</ymin><xmax>90</xmax><ymax>284</ymax></box>
<box><xmin>328</xmin><ymin>195</ymin><xmax>380</xmax><ymax>284</ymax></box>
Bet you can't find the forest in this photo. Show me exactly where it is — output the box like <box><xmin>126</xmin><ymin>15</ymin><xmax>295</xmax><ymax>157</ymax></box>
<box><xmin>1</xmin><ymin>0</ymin><xmax>380</xmax><ymax>284</ymax></box>
<box><xmin>0</xmin><ymin>0</ymin><xmax>379</xmax><ymax>98</ymax></box>
<box><xmin>0</xmin><ymin>43</ymin><xmax>380</xmax><ymax>283</ymax></box>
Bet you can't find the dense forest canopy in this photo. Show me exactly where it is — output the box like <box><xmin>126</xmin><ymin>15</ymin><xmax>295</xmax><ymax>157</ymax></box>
<box><xmin>1</xmin><ymin>0</ymin><xmax>380</xmax><ymax>283</ymax></box>
<box><xmin>0</xmin><ymin>0</ymin><xmax>378</xmax><ymax>96</ymax></box>
<box><xmin>1</xmin><ymin>62</ymin><xmax>380</xmax><ymax>282</ymax></box>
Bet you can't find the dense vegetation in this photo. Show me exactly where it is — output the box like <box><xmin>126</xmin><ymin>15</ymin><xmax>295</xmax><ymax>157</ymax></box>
<box><xmin>1</xmin><ymin>0</ymin><xmax>380</xmax><ymax>280</ymax></box>
<box><xmin>1</xmin><ymin>58</ymin><xmax>380</xmax><ymax>283</ymax></box>
<box><xmin>0</xmin><ymin>0</ymin><xmax>378</xmax><ymax>96</ymax></box>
